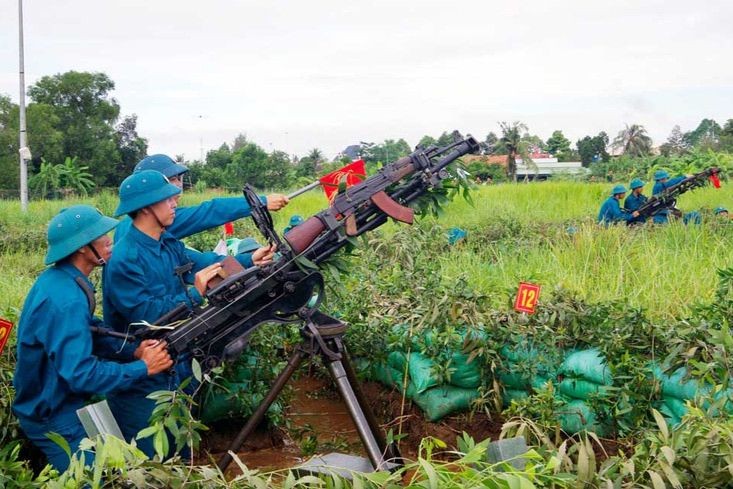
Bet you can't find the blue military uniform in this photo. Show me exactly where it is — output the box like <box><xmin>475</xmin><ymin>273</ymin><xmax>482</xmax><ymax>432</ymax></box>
<box><xmin>114</xmin><ymin>196</ymin><xmax>267</xmax><ymax>243</ymax></box>
<box><xmin>13</xmin><ymin>207</ymin><xmax>148</xmax><ymax>472</ymax></box>
<box><xmin>598</xmin><ymin>197</ymin><xmax>634</xmax><ymax>225</ymax></box>
<box><xmin>103</xmin><ymin>171</ymin><xmax>254</xmax><ymax>458</ymax></box>
<box><xmin>624</xmin><ymin>178</ymin><xmax>648</xmax><ymax>225</ymax></box>
<box><xmin>652</xmin><ymin>171</ymin><xmax>686</xmax><ymax>224</ymax></box>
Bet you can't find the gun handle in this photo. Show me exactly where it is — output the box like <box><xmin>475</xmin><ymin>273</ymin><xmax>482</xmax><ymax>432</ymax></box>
<box><xmin>285</xmin><ymin>216</ymin><xmax>327</xmax><ymax>254</ymax></box>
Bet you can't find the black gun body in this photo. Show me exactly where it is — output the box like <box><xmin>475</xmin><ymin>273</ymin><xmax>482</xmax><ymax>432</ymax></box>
<box><xmin>635</xmin><ymin>167</ymin><xmax>719</xmax><ymax>221</ymax></box>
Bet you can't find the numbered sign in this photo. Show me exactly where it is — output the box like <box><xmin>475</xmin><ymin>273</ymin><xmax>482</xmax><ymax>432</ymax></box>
<box><xmin>514</xmin><ymin>282</ymin><xmax>541</xmax><ymax>314</ymax></box>
<box><xmin>0</xmin><ymin>318</ymin><xmax>14</xmax><ymax>355</ymax></box>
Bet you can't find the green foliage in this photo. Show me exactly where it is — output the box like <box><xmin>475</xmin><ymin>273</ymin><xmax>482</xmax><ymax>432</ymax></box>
<box><xmin>545</xmin><ymin>130</ymin><xmax>571</xmax><ymax>157</ymax></box>
<box><xmin>576</xmin><ymin>132</ymin><xmax>610</xmax><ymax>166</ymax></box>
<box><xmin>612</xmin><ymin>123</ymin><xmax>653</xmax><ymax>157</ymax></box>
<box><xmin>29</xmin><ymin>156</ymin><xmax>95</xmax><ymax>198</ymax></box>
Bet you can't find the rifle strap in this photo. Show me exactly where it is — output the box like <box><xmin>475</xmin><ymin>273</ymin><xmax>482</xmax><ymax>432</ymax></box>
<box><xmin>74</xmin><ymin>276</ymin><xmax>96</xmax><ymax>316</ymax></box>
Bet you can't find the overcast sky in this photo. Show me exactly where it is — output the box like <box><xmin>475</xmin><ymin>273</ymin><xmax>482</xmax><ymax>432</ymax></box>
<box><xmin>1</xmin><ymin>0</ymin><xmax>731</xmax><ymax>160</ymax></box>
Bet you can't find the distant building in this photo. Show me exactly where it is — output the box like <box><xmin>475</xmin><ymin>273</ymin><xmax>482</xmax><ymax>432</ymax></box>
<box><xmin>334</xmin><ymin>144</ymin><xmax>361</xmax><ymax>161</ymax></box>
<box><xmin>516</xmin><ymin>157</ymin><xmax>587</xmax><ymax>180</ymax></box>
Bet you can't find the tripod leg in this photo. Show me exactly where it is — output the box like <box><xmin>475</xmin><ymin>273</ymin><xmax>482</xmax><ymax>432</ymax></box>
<box><xmin>340</xmin><ymin>349</ymin><xmax>402</xmax><ymax>464</ymax></box>
<box><xmin>326</xmin><ymin>357</ymin><xmax>389</xmax><ymax>471</ymax></box>
<box><xmin>217</xmin><ymin>347</ymin><xmax>307</xmax><ymax>471</ymax></box>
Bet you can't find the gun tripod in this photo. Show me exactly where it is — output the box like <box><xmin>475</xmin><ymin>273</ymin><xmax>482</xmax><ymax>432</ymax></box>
<box><xmin>216</xmin><ymin>310</ymin><xmax>402</xmax><ymax>472</ymax></box>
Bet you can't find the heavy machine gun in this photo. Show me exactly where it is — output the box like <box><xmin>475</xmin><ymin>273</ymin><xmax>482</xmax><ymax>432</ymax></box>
<box><xmin>138</xmin><ymin>136</ymin><xmax>480</xmax><ymax>471</ymax></box>
<box><xmin>140</xmin><ymin>136</ymin><xmax>480</xmax><ymax>368</ymax></box>
<box><xmin>634</xmin><ymin>167</ymin><xmax>721</xmax><ymax>221</ymax></box>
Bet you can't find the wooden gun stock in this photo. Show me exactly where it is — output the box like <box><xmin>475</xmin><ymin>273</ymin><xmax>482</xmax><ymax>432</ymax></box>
<box><xmin>285</xmin><ymin>216</ymin><xmax>327</xmax><ymax>254</ymax></box>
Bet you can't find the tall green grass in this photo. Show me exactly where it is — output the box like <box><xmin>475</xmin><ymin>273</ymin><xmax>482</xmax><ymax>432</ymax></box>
<box><xmin>0</xmin><ymin>181</ymin><xmax>730</xmax><ymax>319</ymax></box>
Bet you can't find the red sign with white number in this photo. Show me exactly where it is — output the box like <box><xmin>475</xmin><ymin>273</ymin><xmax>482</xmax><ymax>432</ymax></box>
<box><xmin>514</xmin><ymin>282</ymin><xmax>541</xmax><ymax>314</ymax></box>
<box><xmin>0</xmin><ymin>318</ymin><xmax>14</xmax><ymax>355</ymax></box>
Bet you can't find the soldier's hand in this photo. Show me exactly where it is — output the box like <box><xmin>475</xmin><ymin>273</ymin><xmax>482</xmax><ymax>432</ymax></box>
<box><xmin>252</xmin><ymin>244</ymin><xmax>277</xmax><ymax>266</ymax></box>
<box><xmin>266</xmin><ymin>194</ymin><xmax>289</xmax><ymax>211</ymax></box>
<box><xmin>134</xmin><ymin>339</ymin><xmax>162</xmax><ymax>359</ymax></box>
<box><xmin>194</xmin><ymin>262</ymin><xmax>223</xmax><ymax>295</ymax></box>
<box><xmin>632</xmin><ymin>211</ymin><xmax>640</xmax><ymax>217</ymax></box>
<box><xmin>140</xmin><ymin>341</ymin><xmax>174</xmax><ymax>375</ymax></box>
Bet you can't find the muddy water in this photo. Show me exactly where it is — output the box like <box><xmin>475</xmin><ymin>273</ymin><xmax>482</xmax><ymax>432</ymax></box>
<box><xmin>210</xmin><ymin>376</ymin><xmax>367</xmax><ymax>475</ymax></box>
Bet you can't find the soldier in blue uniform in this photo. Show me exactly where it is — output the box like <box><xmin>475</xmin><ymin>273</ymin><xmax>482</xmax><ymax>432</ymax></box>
<box><xmin>13</xmin><ymin>205</ymin><xmax>172</xmax><ymax>471</ymax></box>
<box><xmin>651</xmin><ymin>170</ymin><xmax>690</xmax><ymax>224</ymax></box>
<box><xmin>598</xmin><ymin>185</ymin><xmax>639</xmax><ymax>225</ymax></box>
<box><xmin>624</xmin><ymin>178</ymin><xmax>648</xmax><ymax>225</ymax></box>
<box><xmin>103</xmin><ymin>170</ymin><xmax>276</xmax><ymax>459</ymax></box>
<box><xmin>114</xmin><ymin>154</ymin><xmax>289</xmax><ymax>242</ymax></box>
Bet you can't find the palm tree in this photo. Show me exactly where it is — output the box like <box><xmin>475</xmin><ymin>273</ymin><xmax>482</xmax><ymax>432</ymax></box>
<box><xmin>612</xmin><ymin>124</ymin><xmax>653</xmax><ymax>157</ymax></box>
<box><xmin>29</xmin><ymin>159</ymin><xmax>63</xmax><ymax>198</ymax></box>
<box><xmin>59</xmin><ymin>156</ymin><xmax>95</xmax><ymax>196</ymax></box>
<box><xmin>499</xmin><ymin>121</ymin><xmax>532</xmax><ymax>182</ymax></box>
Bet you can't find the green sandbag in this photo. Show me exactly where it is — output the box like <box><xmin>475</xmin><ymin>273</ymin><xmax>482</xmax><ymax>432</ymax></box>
<box><xmin>407</xmin><ymin>352</ymin><xmax>440</xmax><ymax>394</ymax></box>
<box><xmin>558</xmin><ymin>378</ymin><xmax>608</xmax><ymax>400</ymax></box>
<box><xmin>372</xmin><ymin>362</ymin><xmax>405</xmax><ymax>390</ymax></box>
<box><xmin>652</xmin><ymin>366</ymin><xmax>707</xmax><ymax>400</ymax></box>
<box><xmin>410</xmin><ymin>385</ymin><xmax>479</xmax><ymax>422</ymax></box>
<box><xmin>229</xmin><ymin>354</ymin><xmax>258</xmax><ymax>382</ymax></box>
<box><xmin>663</xmin><ymin>396</ymin><xmax>688</xmax><ymax>420</ymax></box>
<box><xmin>502</xmin><ymin>389</ymin><xmax>530</xmax><ymax>407</ymax></box>
<box><xmin>658</xmin><ymin>401</ymin><xmax>682</xmax><ymax>427</ymax></box>
<box><xmin>201</xmin><ymin>381</ymin><xmax>250</xmax><ymax>424</ymax></box>
<box><xmin>530</xmin><ymin>375</ymin><xmax>554</xmax><ymax>391</ymax></box>
<box><xmin>387</xmin><ymin>351</ymin><xmax>407</xmax><ymax>370</ymax></box>
<box><xmin>499</xmin><ymin>343</ymin><xmax>559</xmax><ymax>379</ymax></box>
<box><xmin>558</xmin><ymin>349</ymin><xmax>612</xmax><ymax>385</ymax></box>
<box><xmin>557</xmin><ymin>398</ymin><xmax>609</xmax><ymax>436</ymax></box>
<box><xmin>498</xmin><ymin>371</ymin><xmax>530</xmax><ymax>390</ymax></box>
<box><xmin>447</xmin><ymin>352</ymin><xmax>481</xmax><ymax>389</ymax></box>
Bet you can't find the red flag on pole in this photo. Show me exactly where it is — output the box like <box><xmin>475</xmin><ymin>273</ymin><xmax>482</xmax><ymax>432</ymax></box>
<box><xmin>223</xmin><ymin>222</ymin><xmax>234</xmax><ymax>236</ymax></box>
<box><xmin>319</xmin><ymin>160</ymin><xmax>366</xmax><ymax>203</ymax></box>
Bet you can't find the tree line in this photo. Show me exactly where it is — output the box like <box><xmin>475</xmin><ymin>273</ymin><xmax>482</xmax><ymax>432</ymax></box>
<box><xmin>1</xmin><ymin>70</ymin><xmax>731</xmax><ymax>195</ymax></box>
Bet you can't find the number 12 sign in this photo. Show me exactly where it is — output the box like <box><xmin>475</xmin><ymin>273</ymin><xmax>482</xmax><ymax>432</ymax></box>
<box><xmin>0</xmin><ymin>318</ymin><xmax>14</xmax><ymax>355</ymax></box>
<box><xmin>514</xmin><ymin>282</ymin><xmax>541</xmax><ymax>314</ymax></box>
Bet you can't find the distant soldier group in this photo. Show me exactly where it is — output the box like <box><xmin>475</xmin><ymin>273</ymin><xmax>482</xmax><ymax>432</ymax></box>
<box><xmin>598</xmin><ymin>170</ymin><xmax>728</xmax><ymax>226</ymax></box>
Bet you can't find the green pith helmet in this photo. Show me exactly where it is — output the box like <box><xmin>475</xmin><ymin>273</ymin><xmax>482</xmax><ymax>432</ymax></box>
<box><xmin>630</xmin><ymin>178</ymin><xmax>645</xmax><ymax>190</ymax></box>
<box><xmin>714</xmin><ymin>207</ymin><xmax>728</xmax><ymax>215</ymax></box>
<box><xmin>289</xmin><ymin>215</ymin><xmax>304</xmax><ymax>227</ymax></box>
<box><xmin>45</xmin><ymin>205</ymin><xmax>118</xmax><ymax>265</ymax></box>
<box><xmin>134</xmin><ymin>154</ymin><xmax>189</xmax><ymax>178</ymax></box>
<box><xmin>654</xmin><ymin>170</ymin><xmax>670</xmax><ymax>181</ymax></box>
<box><xmin>114</xmin><ymin>170</ymin><xmax>181</xmax><ymax>217</ymax></box>
<box><xmin>611</xmin><ymin>184</ymin><xmax>627</xmax><ymax>196</ymax></box>
<box><xmin>237</xmin><ymin>237</ymin><xmax>261</xmax><ymax>254</ymax></box>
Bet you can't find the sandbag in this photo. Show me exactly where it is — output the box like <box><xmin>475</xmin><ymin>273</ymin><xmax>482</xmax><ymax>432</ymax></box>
<box><xmin>407</xmin><ymin>352</ymin><xmax>440</xmax><ymax>394</ymax></box>
<box><xmin>558</xmin><ymin>349</ymin><xmax>612</xmax><ymax>385</ymax></box>
<box><xmin>652</xmin><ymin>365</ymin><xmax>707</xmax><ymax>400</ymax></box>
<box><xmin>502</xmin><ymin>389</ymin><xmax>530</xmax><ymax>407</ymax></box>
<box><xmin>410</xmin><ymin>385</ymin><xmax>479</xmax><ymax>422</ymax></box>
<box><xmin>447</xmin><ymin>352</ymin><xmax>482</xmax><ymax>389</ymax></box>
<box><xmin>558</xmin><ymin>378</ymin><xmax>608</xmax><ymax>400</ymax></box>
<box><xmin>372</xmin><ymin>362</ymin><xmax>405</xmax><ymax>390</ymax></box>
<box><xmin>662</xmin><ymin>396</ymin><xmax>688</xmax><ymax>420</ymax></box>
<box><xmin>200</xmin><ymin>381</ymin><xmax>250</xmax><ymax>424</ymax></box>
<box><xmin>556</xmin><ymin>398</ymin><xmax>609</xmax><ymax>436</ymax></box>
<box><xmin>498</xmin><ymin>370</ymin><xmax>530</xmax><ymax>390</ymax></box>
<box><xmin>657</xmin><ymin>401</ymin><xmax>682</xmax><ymax>427</ymax></box>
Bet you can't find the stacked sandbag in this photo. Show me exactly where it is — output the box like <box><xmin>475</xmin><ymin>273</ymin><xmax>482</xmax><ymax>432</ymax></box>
<box><xmin>555</xmin><ymin>349</ymin><xmax>612</xmax><ymax>436</ymax></box>
<box><xmin>200</xmin><ymin>353</ymin><xmax>282</xmax><ymax>424</ymax></box>
<box><xmin>363</xmin><ymin>327</ymin><xmax>484</xmax><ymax>421</ymax></box>
<box><xmin>496</xmin><ymin>341</ymin><xmax>559</xmax><ymax>407</ymax></box>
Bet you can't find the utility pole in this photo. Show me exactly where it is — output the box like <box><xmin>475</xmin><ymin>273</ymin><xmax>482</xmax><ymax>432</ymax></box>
<box><xmin>18</xmin><ymin>0</ymin><xmax>30</xmax><ymax>211</ymax></box>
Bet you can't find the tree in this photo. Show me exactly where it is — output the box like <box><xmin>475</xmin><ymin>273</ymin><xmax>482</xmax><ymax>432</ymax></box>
<box><xmin>359</xmin><ymin>139</ymin><xmax>411</xmax><ymax>166</ymax></box>
<box><xmin>417</xmin><ymin>135</ymin><xmax>437</xmax><ymax>149</ymax></box>
<box><xmin>576</xmin><ymin>132</ymin><xmax>610</xmax><ymax>166</ymax></box>
<box><xmin>206</xmin><ymin>143</ymin><xmax>233</xmax><ymax>170</ymax></box>
<box><xmin>499</xmin><ymin>121</ymin><xmax>529</xmax><ymax>182</ymax></box>
<box><xmin>720</xmin><ymin>119</ymin><xmax>733</xmax><ymax>152</ymax></box>
<box><xmin>545</xmin><ymin>130</ymin><xmax>571</xmax><ymax>156</ymax></box>
<box><xmin>481</xmin><ymin>132</ymin><xmax>498</xmax><ymax>155</ymax></box>
<box><xmin>113</xmin><ymin>115</ymin><xmax>148</xmax><ymax>183</ymax></box>
<box><xmin>612</xmin><ymin>124</ymin><xmax>653</xmax><ymax>157</ymax></box>
<box><xmin>29</xmin><ymin>159</ymin><xmax>63</xmax><ymax>198</ymax></box>
<box><xmin>59</xmin><ymin>156</ymin><xmax>95</xmax><ymax>196</ymax></box>
<box><xmin>28</xmin><ymin>71</ymin><xmax>122</xmax><ymax>186</ymax></box>
<box><xmin>659</xmin><ymin>125</ymin><xmax>688</xmax><ymax>156</ymax></box>
<box><xmin>684</xmin><ymin>118</ymin><xmax>721</xmax><ymax>149</ymax></box>
<box><xmin>226</xmin><ymin>142</ymin><xmax>270</xmax><ymax>189</ymax></box>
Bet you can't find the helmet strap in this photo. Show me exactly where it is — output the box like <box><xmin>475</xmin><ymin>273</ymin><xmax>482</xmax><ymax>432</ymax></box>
<box><xmin>148</xmin><ymin>206</ymin><xmax>168</xmax><ymax>232</ymax></box>
<box><xmin>87</xmin><ymin>243</ymin><xmax>106</xmax><ymax>266</ymax></box>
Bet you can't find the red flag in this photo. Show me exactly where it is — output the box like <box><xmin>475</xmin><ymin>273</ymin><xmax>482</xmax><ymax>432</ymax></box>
<box><xmin>710</xmin><ymin>173</ymin><xmax>721</xmax><ymax>189</ymax></box>
<box><xmin>223</xmin><ymin>222</ymin><xmax>234</xmax><ymax>236</ymax></box>
<box><xmin>0</xmin><ymin>318</ymin><xmax>14</xmax><ymax>355</ymax></box>
<box><xmin>319</xmin><ymin>160</ymin><xmax>366</xmax><ymax>203</ymax></box>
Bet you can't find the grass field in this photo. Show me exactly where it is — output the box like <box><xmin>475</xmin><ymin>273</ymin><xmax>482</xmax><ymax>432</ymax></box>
<box><xmin>0</xmin><ymin>181</ymin><xmax>731</xmax><ymax>321</ymax></box>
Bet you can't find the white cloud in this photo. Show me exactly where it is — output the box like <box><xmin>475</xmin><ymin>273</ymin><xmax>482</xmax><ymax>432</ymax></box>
<box><xmin>1</xmin><ymin>0</ymin><xmax>731</xmax><ymax>160</ymax></box>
